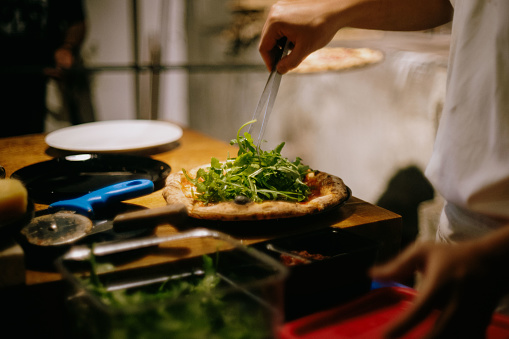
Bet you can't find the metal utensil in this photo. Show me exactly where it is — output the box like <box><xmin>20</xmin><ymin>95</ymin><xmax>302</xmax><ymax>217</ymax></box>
<box><xmin>248</xmin><ymin>37</ymin><xmax>291</xmax><ymax>148</ymax></box>
<box><xmin>62</xmin><ymin>228</ymin><xmax>216</xmax><ymax>261</ymax></box>
<box><xmin>20</xmin><ymin>179</ymin><xmax>155</xmax><ymax>246</ymax></box>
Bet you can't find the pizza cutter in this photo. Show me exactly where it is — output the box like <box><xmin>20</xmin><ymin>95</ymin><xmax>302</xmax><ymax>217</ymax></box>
<box><xmin>21</xmin><ymin>203</ymin><xmax>188</xmax><ymax>247</ymax></box>
<box><xmin>20</xmin><ymin>179</ymin><xmax>157</xmax><ymax>246</ymax></box>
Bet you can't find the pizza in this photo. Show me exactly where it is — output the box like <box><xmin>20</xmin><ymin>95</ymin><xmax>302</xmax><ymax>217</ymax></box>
<box><xmin>289</xmin><ymin>47</ymin><xmax>383</xmax><ymax>74</ymax></box>
<box><xmin>163</xmin><ymin>121</ymin><xmax>349</xmax><ymax>221</ymax></box>
<box><xmin>163</xmin><ymin>163</ymin><xmax>349</xmax><ymax>221</ymax></box>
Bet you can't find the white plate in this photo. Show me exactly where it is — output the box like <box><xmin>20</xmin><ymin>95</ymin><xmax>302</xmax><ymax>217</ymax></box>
<box><xmin>45</xmin><ymin>120</ymin><xmax>183</xmax><ymax>153</ymax></box>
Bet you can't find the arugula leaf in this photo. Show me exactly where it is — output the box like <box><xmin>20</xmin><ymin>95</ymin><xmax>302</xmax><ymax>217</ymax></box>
<box><xmin>183</xmin><ymin>120</ymin><xmax>313</xmax><ymax>204</ymax></box>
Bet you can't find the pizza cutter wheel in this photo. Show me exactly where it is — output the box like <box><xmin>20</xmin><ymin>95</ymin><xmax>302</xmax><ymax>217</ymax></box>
<box><xmin>22</xmin><ymin>211</ymin><xmax>93</xmax><ymax>246</ymax></box>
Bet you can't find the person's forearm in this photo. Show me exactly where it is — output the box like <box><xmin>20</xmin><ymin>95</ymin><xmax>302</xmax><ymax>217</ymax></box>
<box><xmin>61</xmin><ymin>21</ymin><xmax>86</xmax><ymax>51</ymax></box>
<box><xmin>259</xmin><ymin>0</ymin><xmax>453</xmax><ymax>73</ymax></box>
<box><xmin>328</xmin><ymin>0</ymin><xmax>453</xmax><ymax>32</ymax></box>
<box><xmin>50</xmin><ymin>21</ymin><xmax>86</xmax><ymax>74</ymax></box>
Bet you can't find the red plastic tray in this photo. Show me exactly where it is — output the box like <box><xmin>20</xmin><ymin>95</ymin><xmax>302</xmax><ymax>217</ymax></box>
<box><xmin>279</xmin><ymin>287</ymin><xmax>509</xmax><ymax>339</ymax></box>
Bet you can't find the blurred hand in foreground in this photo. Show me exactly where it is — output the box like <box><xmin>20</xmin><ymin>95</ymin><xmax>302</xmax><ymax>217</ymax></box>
<box><xmin>370</xmin><ymin>226</ymin><xmax>509</xmax><ymax>339</ymax></box>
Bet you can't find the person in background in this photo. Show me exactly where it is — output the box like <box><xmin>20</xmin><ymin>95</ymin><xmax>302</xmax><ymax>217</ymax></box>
<box><xmin>259</xmin><ymin>0</ymin><xmax>509</xmax><ymax>338</ymax></box>
<box><xmin>0</xmin><ymin>0</ymin><xmax>86</xmax><ymax>137</ymax></box>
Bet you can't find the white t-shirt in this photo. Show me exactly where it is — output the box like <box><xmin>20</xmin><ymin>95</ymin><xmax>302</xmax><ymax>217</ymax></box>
<box><xmin>425</xmin><ymin>0</ymin><xmax>509</xmax><ymax>241</ymax></box>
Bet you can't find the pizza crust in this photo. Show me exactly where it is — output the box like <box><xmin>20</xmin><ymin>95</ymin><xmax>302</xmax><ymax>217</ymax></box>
<box><xmin>290</xmin><ymin>47</ymin><xmax>383</xmax><ymax>74</ymax></box>
<box><xmin>163</xmin><ymin>164</ymin><xmax>349</xmax><ymax>221</ymax></box>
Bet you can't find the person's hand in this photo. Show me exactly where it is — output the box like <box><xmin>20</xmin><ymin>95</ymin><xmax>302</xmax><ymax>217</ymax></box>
<box><xmin>43</xmin><ymin>46</ymin><xmax>75</xmax><ymax>79</ymax></box>
<box><xmin>258</xmin><ymin>0</ymin><xmax>344</xmax><ymax>74</ymax></box>
<box><xmin>54</xmin><ymin>46</ymin><xmax>75</xmax><ymax>70</ymax></box>
<box><xmin>370</xmin><ymin>237</ymin><xmax>509</xmax><ymax>339</ymax></box>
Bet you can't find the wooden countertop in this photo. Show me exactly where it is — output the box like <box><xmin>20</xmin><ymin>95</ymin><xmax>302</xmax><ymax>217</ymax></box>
<box><xmin>0</xmin><ymin>126</ymin><xmax>402</xmax><ymax>286</ymax></box>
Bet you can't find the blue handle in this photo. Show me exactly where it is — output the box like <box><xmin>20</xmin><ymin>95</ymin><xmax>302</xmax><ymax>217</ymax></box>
<box><xmin>50</xmin><ymin>179</ymin><xmax>154</xmax><ymax>218</ymax></box>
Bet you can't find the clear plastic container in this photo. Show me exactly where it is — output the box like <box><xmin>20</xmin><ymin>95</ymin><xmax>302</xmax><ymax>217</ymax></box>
<box><xmin>55</xmin><ymin>228</ymin><xmax>288</xmax><ymax>339</ymax></box>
